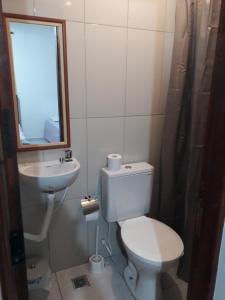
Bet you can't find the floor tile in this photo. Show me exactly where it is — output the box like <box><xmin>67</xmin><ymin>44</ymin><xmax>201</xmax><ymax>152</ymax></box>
<box><xmin>47</xmin><ymin>274</ymin><xmax>62</xmax><ymax>300</ymax></box>
<box><xmin>29</xmin><ymin>274</ymin><xmax>61</xmax><ymax>300</ymax></box>
<box><xmin>56</xmin><ymin>260</ymin><xmax>134</xmax><ymax>300</ymax></box>
<box><xmin>162</xmin><ymin>264</ymin><xmax>188</xmax><ymax>300</ymax></box>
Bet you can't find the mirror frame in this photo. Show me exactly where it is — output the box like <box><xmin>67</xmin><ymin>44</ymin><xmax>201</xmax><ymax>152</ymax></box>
<box><xmin>3</xmin><ymin>13</ymin><xmax>71</xmax><ymax>152</ymax></box>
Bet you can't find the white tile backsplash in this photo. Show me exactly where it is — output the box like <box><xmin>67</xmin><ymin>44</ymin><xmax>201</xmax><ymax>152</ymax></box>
<box><xmin>14</xmin><ymin>0</ymin><xmax>175</xmax><ymax>271</ymax></box>
<box><xmin>34</xmin><ymin>0</ymin><xmax>84</xmax><ymax>21</ymax></box>
<box><xmin>87</xmin><ymin>117</ymin><xmax>124</xmax><ymax>195</ymax></box>
<box><xmin>17</xmin><ymin>151</ymin><xmax>44</xmax><ymax>164</ymax></box>
<box><xmin>124</xmin><ymin>116</ymin><xmax>151</xmax><ymax>163</ymax></box>
<box><xmin>165</xmin><ymin>0</ymin><xmax>177</xmax><ymax>33</ymax></box>
<box><xmin>85</xmin><ymin>0</ymin><xmax>128</xmax><ymax>27</ymax></box>
<box><xmin>128</xmin><ymin>0</ymin><xmax>167</xmax><ymax>31</ymax></box>
<box><xmin>43</xmin><ymin>149</ymin><xmax>65</xmax><ymax>161</ymax></box>
<box><xmin>126</xmin><ymin>29</ymin><xmax>164</xmax><ymax>116</ymax></box>
<box><xmin>86</xmin><ymin>24</ymin><xmax>127</xmax><ymax>117</ymax></box>
<box><xmin>124</xmin><ymin>115</ymin><xmax>164</xmax><ymax>168</ymax></box>
<box><xmin>67</xmin><ymin>22</ymin><xmax>86</xmax><ymax>119</ymax></box>
<box><xmin>2</xmin><ymin>0</ymin><xmax>34</xmax><ymax>14</ymax></box>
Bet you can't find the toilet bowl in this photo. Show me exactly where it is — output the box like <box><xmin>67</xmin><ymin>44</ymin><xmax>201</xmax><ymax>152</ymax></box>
<box><xmin>101</xmin><ymin>162</ymin><xmax>184</xmax><ymax>300</ymax></box>
<box><xmin>119</xmin><ymin>216</ymin><xmax>184</xmax><ymax>300</ymax></box>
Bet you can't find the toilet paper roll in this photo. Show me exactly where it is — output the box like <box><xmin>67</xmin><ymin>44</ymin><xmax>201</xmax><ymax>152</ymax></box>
<box><xmin>107</xmin><ymin>154</ymin><xmax>122</xmax><ymax>171</ymax></box>
<box><xmin>85</xmin><ymin>211</ymin><xmax>99</xmax><ymax>222</ymax></box>
<box><xmin>81</xmin><ymin>198</ymin><xmax>99</xmax><ymax>215</ymax></box>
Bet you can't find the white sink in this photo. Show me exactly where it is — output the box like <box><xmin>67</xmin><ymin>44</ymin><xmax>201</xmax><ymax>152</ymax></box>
<box><xmin>18</xmin><ymin>158</ymin><xmax>80</xmax><ymax>192</ymax></box>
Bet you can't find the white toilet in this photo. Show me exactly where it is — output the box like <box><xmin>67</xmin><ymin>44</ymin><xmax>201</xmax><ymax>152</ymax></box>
<box><xmin>101</xmin><ymin>162</ymin><xmax>184</xmax><ymax>300</ymax></box>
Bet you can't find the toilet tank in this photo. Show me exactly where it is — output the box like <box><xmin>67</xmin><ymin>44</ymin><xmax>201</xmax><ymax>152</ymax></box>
<box><xmin>101</xmin><ymin>162</ymin><xmax>154</xmax><ymax>222</ymax></box>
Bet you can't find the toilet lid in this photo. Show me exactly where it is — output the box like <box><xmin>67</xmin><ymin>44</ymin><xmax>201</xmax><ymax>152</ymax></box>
<box><xmin>121</xmin><ymin>216</ymin><xmax>184</xmax><ymax>263</ymax></box>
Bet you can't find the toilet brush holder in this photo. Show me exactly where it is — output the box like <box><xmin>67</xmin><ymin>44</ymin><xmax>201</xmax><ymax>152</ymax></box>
<box><xmin>89</xmin><ymin>254</ymin><xmax>104</xmax><ymax>273</ymax></box>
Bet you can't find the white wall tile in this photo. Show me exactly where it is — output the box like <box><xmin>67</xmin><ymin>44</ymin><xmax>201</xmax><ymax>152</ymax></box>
<box><xmin>85</xmin><ymin>0</ymin><xmax>128</xmax><ymax>27</ymax></box>
<box><xmin>86</xmin><ymin>25</ymin><xmax>127</xmax><ymax>117</ymax></box>
<box><xmin>34</xmin><ymin>0</ymin><xmax>84</xmax><ymax>21</ymax></box>
<box><xmin>87</xmin><ymin>217</ymin><xmax>122</xmax><ymax>258</ymax></box>
<box><xmin>22</xmin><ymin>203</ymin><xmax>50</xmax><ymax>262</ymax></box>
<box><xmin>18</xmin><ymin>151</ymin><xmax>45</xmax><ymax>208</ymax></box>
<box><xmin>126</xmin><ymin>29</ymin><xmax>164</xmax><ymax>116</ymax></box>
<box><xmin>87</xmin><ymin>221</ymin><xmax>98</xmax><ymax>257</ymax></box>
<box><xmin>20</xmin><ymin>180</ymin><xmax>44</xmax><ymax>208</ymax></box>
<box><xmin>66</xmin><ymin>118</ymin><xmax>87</xmax><ymax>200</ymax></box>
<box><xmin>49</xmin><ymin>198</ymin><xmax>88</xmax><ymax>271</ymax></box>
<box><xmin>43</xmin><ymin>149</ymin><xmax>65</xmax><ymax>161</ymax></box>
<box><xmin>67</xmin><ymin>22</ymin><xmax>86</xmax><ymax>118</ymax></box>
<box><xmin>17</xmin><ymin>151</ymin><xmax>44</xmax><ymax>164</ymax></box>
<box><xmin>87</xmin><ymin>118</ymin><xmax>124</xmax><ymax>195</ymax></box>
<box><xmin>128</xmin><ymin>0</ymin><xmax>166</xmax><ymax>31</ymax></box>
<box><xmin>165</xmin><ymin>0</ymin><xmax>177</xmax><ymax>33</ymax></box>
<box><xmin>124</xmin><ymin>116</ymin><xmax>151</xmax><ymax>163</ymax></box>
<box><xmin>2</xmin><ymin>0</ymin><xmax>34</xmax><ymax>14</ymax></box>
<box><xmin>124</xmin><ymin>115</ymin><xmax>164</xmax><ymax>169</ymax></box>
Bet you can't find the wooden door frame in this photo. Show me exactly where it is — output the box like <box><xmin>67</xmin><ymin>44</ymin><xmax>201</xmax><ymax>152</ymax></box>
<box><xmin>0</xmin><ymin>0</ymin><xmax>28</xmax><ymax>299</ymax></box>
<box><xmin>187</xmin><ymin>0</ymin><xmax>225</xmax><ymax>299</ymax></box>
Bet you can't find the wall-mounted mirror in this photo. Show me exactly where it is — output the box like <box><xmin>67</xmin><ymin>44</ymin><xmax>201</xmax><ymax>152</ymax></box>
<box><xmin>4</xmin><ymin>14</ymin><xmax>70</xmax><ymax>151</ymax></box>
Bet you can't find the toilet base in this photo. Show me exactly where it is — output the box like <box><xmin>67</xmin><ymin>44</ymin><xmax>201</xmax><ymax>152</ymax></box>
<box><xmin>124</xmin><ymin>263</ymin><xmax>163</xmax><ymax>300</ymax></box>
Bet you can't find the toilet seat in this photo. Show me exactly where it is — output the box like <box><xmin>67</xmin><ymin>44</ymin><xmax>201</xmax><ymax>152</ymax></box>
<box><xmin>121</xmin><ymin>216</ymin><xmax>184</xmax><ymax>263</ymax></box>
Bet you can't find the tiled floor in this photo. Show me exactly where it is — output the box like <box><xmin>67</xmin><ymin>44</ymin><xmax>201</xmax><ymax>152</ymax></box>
<box><xmin>48</xmin><ymin>274</ymin><xmax>62</xmax><ymax>300</ymax></box>
<box><xmin>44</xmin><ymin>257</ymin><xmax>188</xmax><ymax>300</ymax></box>
<box><xmin>56</xmin><ymin>259</ymin><xmax>134</xmax><ymax>300</ymax></box>
<box><xmin>162</xmin><ymin>266</ymin><xmax>188</xmax><ymax>300</ymax></box>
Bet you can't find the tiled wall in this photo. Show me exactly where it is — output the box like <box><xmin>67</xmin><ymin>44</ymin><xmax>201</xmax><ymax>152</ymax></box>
<box><xmin>3</xmin><ymin>0</ymin><xmax>176</xmax><ymax>271</ymax></box>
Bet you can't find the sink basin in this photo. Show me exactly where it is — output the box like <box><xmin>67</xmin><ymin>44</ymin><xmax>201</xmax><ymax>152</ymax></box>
<box><xmin>18</xmin><ymin>158</ymin><xmax>80</xmax><ymax>192</ymax></box>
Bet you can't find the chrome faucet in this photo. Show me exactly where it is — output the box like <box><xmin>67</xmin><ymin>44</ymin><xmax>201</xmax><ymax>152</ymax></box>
<box><xmin>59</xmin><ymin>157</ymin><xmax>65</xmax><ymax>163</ymax></box>
<box><xmin>59</xmin><ymin>150</ymin><xmax>72</xmax><ymax>163</ymax></box>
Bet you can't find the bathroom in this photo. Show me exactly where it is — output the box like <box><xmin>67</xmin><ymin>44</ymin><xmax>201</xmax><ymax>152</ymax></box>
<box><xmin>0</xmin><ymin>0</ymin><xmax>225</xmax><ymax>300</ymax></box>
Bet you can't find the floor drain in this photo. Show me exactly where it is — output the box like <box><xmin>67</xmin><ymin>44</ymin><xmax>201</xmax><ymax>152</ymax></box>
<box><xmin>71</xmin><ymin>275</ymin><xmax>90</xmax><ymax>289</ymax></box>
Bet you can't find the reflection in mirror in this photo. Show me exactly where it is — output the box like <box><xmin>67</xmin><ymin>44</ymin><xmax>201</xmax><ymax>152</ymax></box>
<box><xmin>4</xmin><ymin>15</ymin><xmax>70</xmax><ymax>151</ymax></box>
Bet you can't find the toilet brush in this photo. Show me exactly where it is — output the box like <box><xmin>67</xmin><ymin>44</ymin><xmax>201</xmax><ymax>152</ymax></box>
<box><xmin>89</xmin><ymin>223</ymin><xmax>104</xmax><ymax>273</ymax></box>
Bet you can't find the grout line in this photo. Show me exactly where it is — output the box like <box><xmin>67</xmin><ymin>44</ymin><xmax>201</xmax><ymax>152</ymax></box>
<box><xmin>122</xmin><ymin>0</ymin><xmax>130</xmax><ymax>161</ymax></box>
<box><xmin>10</xmin><ymin>3</ymin><xmax>174</xmax><ymax>35</ymax></box>
<box><xmin>64</xmin><ymin>21</ymin><xmax>174</xmax><ymax>34</ymax></box>
<box><xmin>165</xmin><ymin>0</ymin><xmax>168</xmax><ymax>31</ymax></box>
<box><xmin>70</xmin><ymin>114</ymin><xmax>165</xmax><ymax>120</ymax></box>
<box><xmin>33</xmin><ymin>0</ymin><xmax>36</xmax><ymax>16</ymax></box>
<box><xmin>85</xmin><ymin>21</ymin><xmax>174</xmax><ymax>34</ymax></box>
<box><xmin>127</xmin><ymin>0</ymin><xmax>130</xmax><ymax>28</ymax></box>
<box><xmin>83</xmin><ymin>0</ymin><xmax>89</xmax><ymax>197</ymax></box>
<box><xmin>55</xmin><ymin>273</ymin><xmax>63</xmax><ymax>300</ymax></box>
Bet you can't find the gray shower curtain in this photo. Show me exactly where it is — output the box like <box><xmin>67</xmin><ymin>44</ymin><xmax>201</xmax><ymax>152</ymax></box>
<box><xmin>158</xmin><ymin>0</ymin><xmax>221</xmax><ymax>281</ymax></box>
